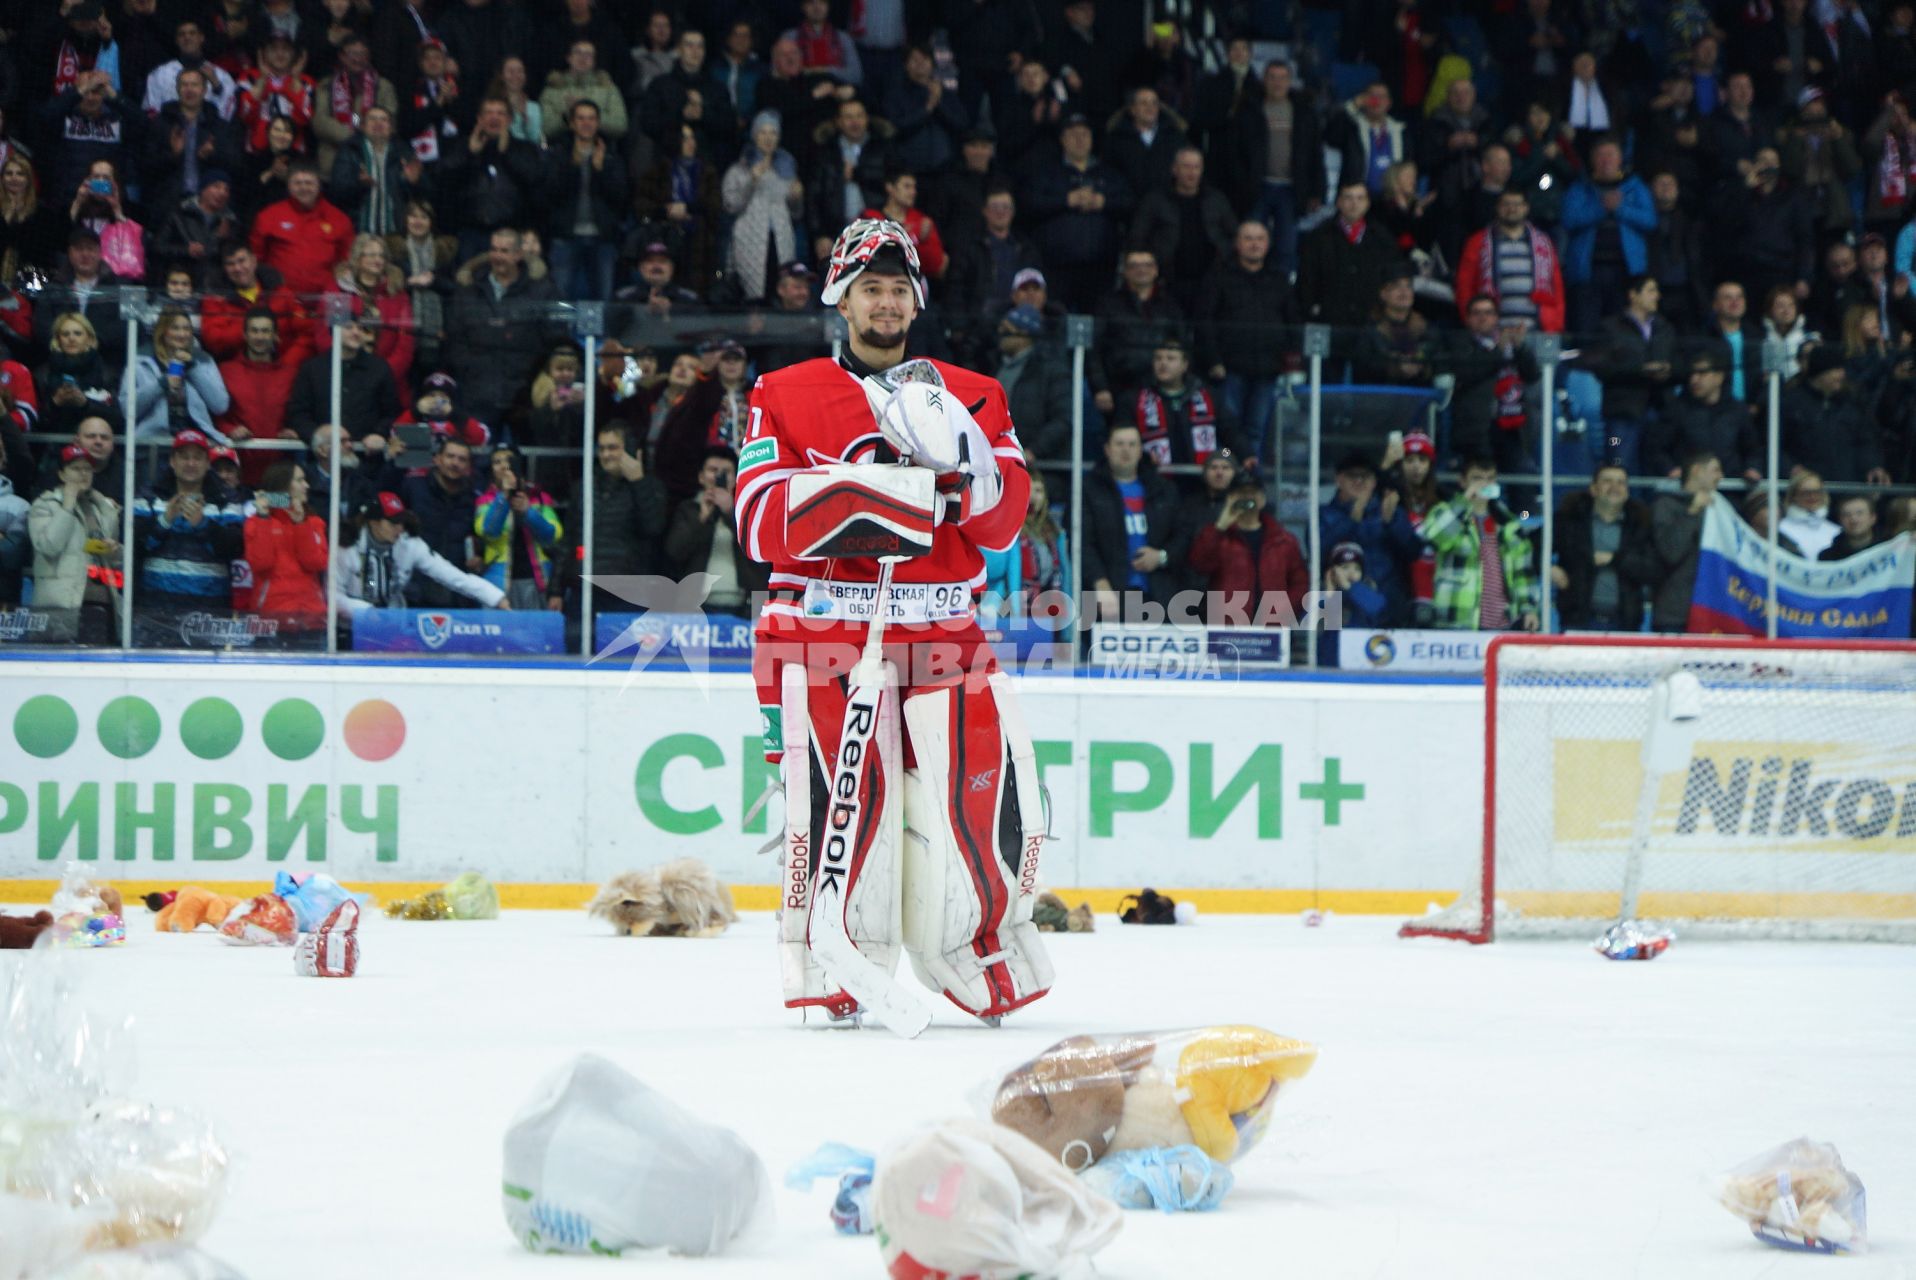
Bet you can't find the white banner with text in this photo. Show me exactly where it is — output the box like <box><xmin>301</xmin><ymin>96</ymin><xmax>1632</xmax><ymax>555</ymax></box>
<box><xmin>0</xmin><ymin>662</ymin><xmax>1481</xmax><ymax>896</ymax></box>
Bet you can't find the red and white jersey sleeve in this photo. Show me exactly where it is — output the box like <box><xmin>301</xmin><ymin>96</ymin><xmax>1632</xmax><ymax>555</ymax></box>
<box><xmin>733</xmin><ymin>371</ymin><xmax>814</xmax><ymax>569</ymax></box>
<box><xmin>959</xmin><ymin>373</ymin><xmax>1033</xmax><ymax>554</ymax></box>
<box><xmin>734</xmin><ymin>357</ymin><xmax>1031</xmax><ymax>597</ymax></box>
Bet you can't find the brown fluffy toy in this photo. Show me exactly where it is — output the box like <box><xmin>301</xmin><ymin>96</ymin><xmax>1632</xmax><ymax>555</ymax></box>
<box><xmin>0</xmin><ymin>911</ymin><xmax>55</xmax><ymax>948</ymax></box>
<box><xmin>991</xmin><ymin>1034</ymin><xmax>1159</xmax><ymax>1170</ymax></box>
<box><xmin>154</xmin><ymin>886</ymin><xmax>243</xmax><ymax>933</ymax></box>
<box><xmin>586</xmin><ymin>859</ymin><xmax>737</xmax><ymax>937</ymax></box>
<box><xmin>1033</xmin><ymin>890</ymin><xmax>1095</xmax><ymax>933</ymax></box>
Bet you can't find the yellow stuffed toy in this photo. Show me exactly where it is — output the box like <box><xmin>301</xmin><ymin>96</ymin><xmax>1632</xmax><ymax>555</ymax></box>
<box><xmin>153</xmin><ymin>886</ymin><xmax>243</xmax><ymax>933</ymax></box>
<box><xmin>1175</xmin><ymin>1025</ymin><xmax>1318</xmax><ymax>1163</ymax></box>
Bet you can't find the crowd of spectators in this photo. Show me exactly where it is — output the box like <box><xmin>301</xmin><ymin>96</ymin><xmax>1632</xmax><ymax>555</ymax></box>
<box><xmin>0</xmin><ymin>0</ymin><xmax>1912</xmax><ymax>651</ymax></box>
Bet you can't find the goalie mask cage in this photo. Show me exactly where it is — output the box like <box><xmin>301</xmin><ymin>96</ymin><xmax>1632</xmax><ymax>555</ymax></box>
<box><xmin>1402</xmin><ymin>635</ymin><xmax>1916</xmax><ymax>943</ymax></box>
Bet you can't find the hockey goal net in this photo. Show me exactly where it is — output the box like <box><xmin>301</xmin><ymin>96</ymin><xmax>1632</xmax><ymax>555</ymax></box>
<box><xmin>1403</xmin><ymin>635</ymin><xmax>1916</xmax><ymax>943</ymax></box>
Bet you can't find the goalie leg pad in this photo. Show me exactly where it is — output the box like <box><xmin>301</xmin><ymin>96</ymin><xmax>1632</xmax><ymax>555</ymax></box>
<box><xmin>778</xmin><ymin>660</ymin><xmax>904</xmax><ymax>1012</ymax></box>
<box><xmin>899</xmin><ymin>675</ymin><xmax>1054</xmax><ymax>1019</ymax></box>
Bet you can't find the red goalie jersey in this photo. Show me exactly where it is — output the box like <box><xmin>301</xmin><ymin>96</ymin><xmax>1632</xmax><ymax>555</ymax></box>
<box><xmin>734</xmin><ymin>354</ymin><xmax>1031</xmax><ymax>635</ymax></box>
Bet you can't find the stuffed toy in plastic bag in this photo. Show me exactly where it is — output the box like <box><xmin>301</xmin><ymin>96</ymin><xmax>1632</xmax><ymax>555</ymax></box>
<box><xmin>50</xmin><ymin>864</ymin><xmax>123</xmax><ymax>920</ymax></box>
<box><xmin>873</xmin><ymin>1117</ymin><xmax>1121</xmax><ymax>1279</ymax></box>
<box><xmin>989</xmin><ymin>1026</ymin><xmax>1317</xmax><ymax>1170</ymax></box>
<box><xmin>44</xmin><ymin>865</ymin><xmax>126</xmax><ymax>949</ymax></box>
<box><xmin>443</xmin><ymin>872</ymin><xmax>500</xmax><ymax>920</ymax></box>
<box><xmin>501</xmin><ymin>1054</ymin><xmax>771</xmax><ymax>1258</ymax></box>
<box><xmin>1711</xmin><ymin>1138</ymin><xmax>1867</xmax><ymax>1254</ymax></box>
<box><xmin>273</xmin><ymin>873</ymin><xmax>371</xmax><ymax>934</ymax></box>
<box><xmin>51</xmin><ymin>912</ymin><xmax>127</xmax><ymax>949</ymax></box>
<box><xmin>0</xmin><ymin>944</ymin><xmax>228</xmax><ymax>1270</ymax></box>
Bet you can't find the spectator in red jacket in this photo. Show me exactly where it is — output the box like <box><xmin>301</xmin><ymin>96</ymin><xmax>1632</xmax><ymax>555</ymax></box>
<box><xmin>201</xmin><ymin>242</ymin><xmax>313</xmax><ymax>363</ymax></box>
<box><xmin>1453</xmin><ymin>188</ymin><xmax>1566</xmax><ymax>333</ymax></box>
<box><xmin>860</xmin><ymin>168</ymin><xmax>947</xmax><ymax>280</ymax></box>
<box><xmin>243</xmin><ymin>460</ymin><xmax>331</xmax><ymax>645</ymax></box>
<box><xmin>217</xmin><ymin>308</ymin><xmax>300</xmax><ymax>444</ymax></box>
<box><xmin>1189</xmin><ymin>474</ymin><xmax>1309</xmax><ymax>626</ymax></box>
<box><xmin>249</xmin><ymin>161</ymin><xmax>355</xmax><ymax>301</ymax></box>
<box><xmin>315</xmin><ymin>233</ymin><xmax>416</xmax><ymax>397</ymax></box>
<box><xmin>0</xmin><ymin>352</ymin><xmax>38</xmax><ymax>424</ymax></box>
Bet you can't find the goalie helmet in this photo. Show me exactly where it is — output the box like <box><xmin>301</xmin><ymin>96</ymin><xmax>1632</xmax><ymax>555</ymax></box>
<box><xmin>820</xmin><ymin>217</ymin><xmax>927</xmax><ymax>307</ymax></box>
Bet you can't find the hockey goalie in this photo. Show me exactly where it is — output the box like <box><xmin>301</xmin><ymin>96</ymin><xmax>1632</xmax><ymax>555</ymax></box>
<box><xmin>736</xmin><ymin>218</ymin><xmax>1054</xmax><ymax>1031</ymax></box>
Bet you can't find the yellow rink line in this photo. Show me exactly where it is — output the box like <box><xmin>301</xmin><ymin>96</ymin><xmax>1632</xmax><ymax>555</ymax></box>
<box><xmin>1</xmin><ymin>880</ymin><xmax>1449</xmax><ymax>916</ymax></box>
<box><xmin>11</xmin><ymin>881</ymin><xmax>1911</xmax><ymax>918</ymax></box>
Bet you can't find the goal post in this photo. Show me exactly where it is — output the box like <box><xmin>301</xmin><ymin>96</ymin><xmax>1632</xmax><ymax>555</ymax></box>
<box><xmin>1402</xmin><ymin>635</ymin><xmax>1916</xmax><ymax>944</ymax></box>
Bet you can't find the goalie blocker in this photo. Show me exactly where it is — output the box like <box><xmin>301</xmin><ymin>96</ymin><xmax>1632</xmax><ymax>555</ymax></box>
<box><xmin>760</xmin><ymin>464</ymin><xmax>1054</xmax><ymax>1022</ymax></box>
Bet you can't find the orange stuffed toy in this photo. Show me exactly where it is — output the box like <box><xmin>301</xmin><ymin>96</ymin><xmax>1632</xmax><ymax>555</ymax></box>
<box><xmin>154</xmin><ymin>886</ymin><xmax>243</xmax><ymax>933</ymax></box>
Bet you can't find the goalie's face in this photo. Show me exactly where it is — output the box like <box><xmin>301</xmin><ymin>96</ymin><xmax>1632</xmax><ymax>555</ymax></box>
<box><xmin>839</xmin><ymin>271</ymin><xmax>917</xmax><ymax>350</ymax></box>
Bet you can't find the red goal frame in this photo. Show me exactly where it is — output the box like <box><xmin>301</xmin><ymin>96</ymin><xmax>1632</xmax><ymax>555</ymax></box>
<box><xmin>1399</xmin><ymin>633</ymin><xmax>1916</xmax><ymax>944</ymax></box>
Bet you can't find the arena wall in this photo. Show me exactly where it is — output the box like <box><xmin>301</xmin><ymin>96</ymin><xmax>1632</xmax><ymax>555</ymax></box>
<box><xmin>0</xmin><ymin>658</ymin><xmax>1483</xmax><ymax>914</ymax></box>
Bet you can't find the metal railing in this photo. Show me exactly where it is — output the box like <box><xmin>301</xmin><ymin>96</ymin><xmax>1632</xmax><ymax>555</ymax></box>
<box><xmin>8</xmin><ymin>290</ymin><xmax>1915</xmax><ymax>661</ymax></box>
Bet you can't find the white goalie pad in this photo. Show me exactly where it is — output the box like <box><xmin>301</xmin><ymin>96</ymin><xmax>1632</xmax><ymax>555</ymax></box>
<box><xmin>785</xmin><ymin>464</ymin><xmax>937</xmax><ymax>559</ymax></box>
<box><xmin>899</xmin><ymin>672</ymin><xmax>1054</xmax><ymax>1019</ymax></box>
<box><xmin>778</xmin><ymin>662</ymin><xmax>904</xmax><ymax>1012</ymax></box>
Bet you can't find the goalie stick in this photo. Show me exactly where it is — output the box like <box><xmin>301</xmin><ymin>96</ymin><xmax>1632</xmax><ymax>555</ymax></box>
<box><xmin>806</xmin><ymin>552</ymin><xmax>936</xmax><ymax>1039</ymax></box>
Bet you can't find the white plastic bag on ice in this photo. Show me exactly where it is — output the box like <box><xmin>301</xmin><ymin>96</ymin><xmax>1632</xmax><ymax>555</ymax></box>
<box><xmin>873</xmin><ymin>1117</ymin><xmax>1121</xmax><ymax>1279</ymax></box>
<box><xmin>501</xmin><ymin>1054</ymin><xmax>771</xmax><ymax>1257</ymax></box>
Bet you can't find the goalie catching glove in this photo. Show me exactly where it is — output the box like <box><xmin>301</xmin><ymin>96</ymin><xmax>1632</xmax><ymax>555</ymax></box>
<box><xmin>877</xmin><ymin>380</ymin><xmax>1005</xmax><ymax>524</ymax></box>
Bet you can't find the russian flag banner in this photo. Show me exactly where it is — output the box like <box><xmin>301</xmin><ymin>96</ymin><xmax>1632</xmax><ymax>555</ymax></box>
<box><xmin>1686</xmin><ymin>495</ymin><xmax>1915</xmax><ymax>637</ymax></box>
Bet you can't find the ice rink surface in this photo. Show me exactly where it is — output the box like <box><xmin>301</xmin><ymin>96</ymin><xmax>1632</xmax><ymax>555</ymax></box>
<box><xmin>6</xmin><ymin>907</ymin><xmax>1913</xmax><ymax>1280</ymax></box>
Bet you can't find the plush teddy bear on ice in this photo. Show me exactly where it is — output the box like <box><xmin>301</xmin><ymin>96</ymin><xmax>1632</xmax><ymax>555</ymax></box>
<box><xmin>0</xmin><ymin>910</ymin><xmax>54</xmax><ymax>948</ymax></box>
<box><xmin>153</xmin><ymin>887</ymin><xmax>243</xmax><ymax>933</ymax></box>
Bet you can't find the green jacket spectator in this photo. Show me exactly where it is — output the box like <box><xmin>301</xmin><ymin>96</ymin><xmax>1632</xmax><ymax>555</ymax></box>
<box><xmin>1418</xmin><ymin>480</ymin><xmax>1539</xmax><ymax>630</ymax></box>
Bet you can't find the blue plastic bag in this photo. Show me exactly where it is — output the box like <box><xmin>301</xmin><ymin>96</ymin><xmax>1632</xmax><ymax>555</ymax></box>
<box><xmin>784</xmin><ymin>1142</ymin><xmax>876</xmax><ymax>1236</ymax></box>
<box><xmin>1080</xmin><ymin>1145</ymin><xmax>1235</xmax><ymax>1213</ymax></box>
<box><xmin>275</xmin><ymin>872</ymin><xmax>369</xmax><ymax>934</ymax></box>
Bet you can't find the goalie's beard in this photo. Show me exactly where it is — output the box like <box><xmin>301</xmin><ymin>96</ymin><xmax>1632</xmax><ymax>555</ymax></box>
<box><xmin>855</xmin><ymin>320</ymin><xmax>909</xmax><ymax>352</ymax></box>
